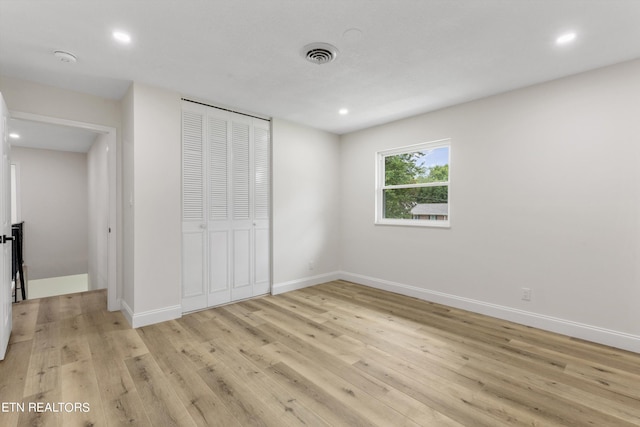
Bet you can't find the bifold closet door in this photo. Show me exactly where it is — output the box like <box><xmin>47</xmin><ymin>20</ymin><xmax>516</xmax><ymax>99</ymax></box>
<box><xmin>181</xmin><ymin>106</ymin><xmax>208</xmax><ymax>312</ymax></box>
<box><xmin>182</xmin><ymin>102</ymin><xmax>270</xmax><ymax>312</ymax></box>
<box><xmin>228</xmin><ymin>119</ymin><xmax>271</xmax><ymax>301</ymax></box>
<box><xmin>252</xmin><ymin>122</ymin><xmax>271</xmax><ymax>296</ymax></box>
<box><xmin>207</xmin><ymin>114</ymin><xmax>233</xmax><ymax>306</ymax></box>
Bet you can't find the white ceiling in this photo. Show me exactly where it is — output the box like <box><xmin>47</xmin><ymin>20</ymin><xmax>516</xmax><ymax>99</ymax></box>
<box><xmin>9</xmin><ymin>119</ymin><xmax>99</xmax><ymax>153</ymax></box>
<box><xmin>1</xmin><ymin>1</ymin><xmax>639</xmax><ymax>135</ymax></box>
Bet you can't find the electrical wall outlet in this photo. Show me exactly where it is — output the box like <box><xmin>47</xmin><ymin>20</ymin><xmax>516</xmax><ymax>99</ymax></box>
<box><xmin>521</xmin><ymin>287</ymin><xmax>532</xmax><ymax>301</ymax></box>
<box><xmin>308</xmin><ymin>260</ymin><xmax>315</xmax><ymax>271</ymax></box>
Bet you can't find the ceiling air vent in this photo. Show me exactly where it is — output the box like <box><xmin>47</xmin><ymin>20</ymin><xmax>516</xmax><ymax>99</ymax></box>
<box><xmin>302</xmin><ymin>42</ymin><xmax>339</xmax><ymax>65</ymax></box>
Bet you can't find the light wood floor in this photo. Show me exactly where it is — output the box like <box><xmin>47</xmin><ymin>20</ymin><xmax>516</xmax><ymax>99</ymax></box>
<box><xmin>1</xmin><ymin>281</ymin><xmax>640</xmax><ymax>426</ymax></box>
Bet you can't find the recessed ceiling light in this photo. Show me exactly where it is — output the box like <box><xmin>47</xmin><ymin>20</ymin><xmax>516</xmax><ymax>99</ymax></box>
<box><xmin>9</xmin><ymin>133</ymin><xmax>20</xmax><ymax>139</ymax></box>
<box><xmin>113</xmin><ymin>31</ymin><xmax>132</xmax><ymax>44</ymax></box>
<box><xmin>556</xmin><ymin>32</ymin><xmax>577</xmax><ymax>45</ymax></box>
<box><xmin>339</xmin><ymin>108</ymin><xmax>349</xmax><ymax>115</ymax></box>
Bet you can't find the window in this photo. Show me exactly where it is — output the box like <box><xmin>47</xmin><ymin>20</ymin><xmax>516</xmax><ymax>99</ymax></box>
<box><xmin>376</xmin><ymin>139</ymin><xmax>450</xmax><ymax>227</ymax></box>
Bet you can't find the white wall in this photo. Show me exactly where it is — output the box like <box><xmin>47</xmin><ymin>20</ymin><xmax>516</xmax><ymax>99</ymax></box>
<box><xmin>87</xmin><ymin>134</ymin><xmax>109</xmax><ymax>290</ymax></box>
<box><xmin>272</xmin><ymin>119</ymin><xmax>342</xmax><ymax>293</ymax></box>
<box><xmin>121</xmin><ymin>82</ymin><xmax>182</xmax><ymax>327</ymax></box>
<box><xmin>339</xmin><ymin>59</ymin><xmax>640</xmax><ymax>352</ymax></box>
<box><xmin>12</xmin><ymin>147</ymin><xmax>89</xmax><ymax>280</ymax></box>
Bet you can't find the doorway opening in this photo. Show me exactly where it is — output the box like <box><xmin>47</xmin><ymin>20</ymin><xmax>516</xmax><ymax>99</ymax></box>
<box><xmin>8</xmin><ymin>112</ymin><xmax>117</xmax><ymax>311</ymax></box>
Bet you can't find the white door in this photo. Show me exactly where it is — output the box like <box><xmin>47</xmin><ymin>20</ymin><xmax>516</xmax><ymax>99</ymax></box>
<box><xmin>251</xmin><ymin>122</ymin><xmax>271</xmax><ymax>296</ymax></box>
<box><xmin>0</xmin><ymin>93</ymin><xmax>12</xmax><ymax>360</ymax></box>
<box><xmin>181</xmin><ymin>106</ymin><xmax>208</xmax><ymax>312</ymax></box>
<box><xmin>181</xmin><ymin>102</ymin><xmax>270</xmax><ymax>312</ymax></box>
<box><xmin>207</xmin><ymin>112</ymin><xmax>234</xmax><ymax>306</ymax></box>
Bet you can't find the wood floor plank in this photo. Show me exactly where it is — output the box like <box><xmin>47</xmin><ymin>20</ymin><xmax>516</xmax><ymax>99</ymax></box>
<box><xmin>252</xmin><ymin>330</ymin><xmax>423</xmax><ymax>425</ymax></box>
<box><xmin>177</xmin><ymin>314</ymin><xmax>331</xmax><ymax>426</ymax></box>
<box><xmin>92</xmin><ymin>352</ymin><xmax>152</xmax><ymax>427</ymax></box>
<box><xmin>196</xmin><ymin>362</ymin><xmax>292</xmax><ymax>427</ymax></box>
<box><xmin>257</xmin><ymin>341</ymin><xmax>422</xmax><ymax>427</ymax></box>
<box><xmin>80</xmin><ymin>290</ymin><xmax>107</xmax><ymax>314</ymax></box>
<box><xmin>109</xmin><ymin>328</ymin><xmax>149</xmax><ymax>360</ymax></box>
<box><xmin>58</xmin><ymin>293</ymin><xmax>83</xmax><ymax>320</ymax></box>
<box><xmin>240</xmin><ymin>335</ymin><xmax>464</xmax><ymax>427</ymax></box>
<box><xmin>22</xmin><ymin>322</ymin><xmax>61</xmax><ymax>397</ymax></box>
<box><xmin>60</xmin><ymin>358</ymin><xmax>108</xmax><ymax>427</ymax></box>
<box><xmin>214</xmin><ymin>306</ymin><xmax>274</xmax><ymax>348</ymax></box>
<box><xmin>0</xmin><ymin>339</ymin><xmax>31</xmax><ymax>389</ymax></box>
<box><xmin>220</xmin><ymin>302</ymin><xmax>266</xmax><ymax>327</ymax></box>
<box><xmin>8</xmin><ymin>299</ymin><xmax>39</xmax><ymax>345</ymax></box>
<box><xmin>3</xmin><ymin>282</ymin><xmax>640</xmax><ymax>426</ymax></box>
<box><xmin>467</xmin><ymin>360</ymin><xmax>640</xmax><ymax>427</ymax></box>
<box><xmin>236</xmin><ymin>353</ymin><xmax>376</xmax><ymax>427</ymax></box>
<box><xmin>322</xmin><ymin>308</ymin><xmax>469</xmax><ymax>372</ymax></box>
<box><xmin>352</xmin><ymin>356</ymin><xmax>512</xmax><ymax>427</ymax></box>
<box><xmin>247</xmin><ymin>298</ymin><xmax>359</xmax><ymax>364</ymax></box>
<box><xmin>153</xmin><ymin>320</ymin><xmax>221</xmax><ymax>371</ymax></box>
<box><xmin>60</xmin><ymin>336</ymin><xmax>91</xmax><ymax>366</ymax></box>
<box><xmin>125</xmin><ymin>353</ymin><xmax>197</xmax><ymax>427</ymax></box>
<box><xmin>17</xmin><ymin>388</ymin><xmax>63</xmax><ymax>427</ymax></box>
<box><xmin>460</xmin><ymin>355</ymin><xmax>640</xmax><ymax>426</ymax></box>
<box><xmin>202</xmin><ymin>340</ymin><xmax>333</xmax><ymax>427</ymax></box>
<box><xmin>35</xmin><ymin>296</ymin><xmax>61</xmax><ymax>325</ymax></box>
<box><xmin>137</xmin><ymin>323</ymin><xmax>244</xmax><ymax>427</ymax></box>
<box><xmin>0</xmin><ymin>340</ymin><xmax>32</xmax><ymax>427</ymax></box>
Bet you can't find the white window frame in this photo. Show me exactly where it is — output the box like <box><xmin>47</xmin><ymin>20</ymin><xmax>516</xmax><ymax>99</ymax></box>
<box><xmin>375</xmin><ymin>138</ymin><xmax>451</xmax><ymax>228</ymax></box>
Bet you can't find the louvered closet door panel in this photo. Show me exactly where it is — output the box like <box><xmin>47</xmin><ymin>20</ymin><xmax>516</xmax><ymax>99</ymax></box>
<box><xmin>181</xmin><ymin>107</ymin><xmax>207</xmax><ymax>312</ymax></box>
<box><xmin>208</xmin><ymin>117</ymin><xmax>228</xmax><ymax>221</ymax></box>
<box><xmin>254</xmin><ymin>126</ymin><xmax>269</xmax><ymax>220</ymax></box>
<box><xmin>232</xmin><ymin>122</ymin><xmax>250</xmax><ymax>220</ymax></box>
<box><xmin>206</xmin><ymin>113</ymin><xmax>232</xmax><ymax>305</ymax></box>
<box><xmin>230</xmin><ymin>119</ymin><xmax>253</xmax><ymax>301</ymax></box>
<box><xmin>182</xmin><ymin>111</ymin><xmax>204</xmax><ymax>221</ymax></box>
<box><xmin>252</xmin><ymin>122</ymin><xmax>270</xmax><ymax>296</ymax></box>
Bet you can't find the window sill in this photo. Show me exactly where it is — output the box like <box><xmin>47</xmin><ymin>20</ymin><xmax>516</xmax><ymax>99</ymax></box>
<box><xmin>375</xmin><ymin>219</ymin><xmax>450</xmax><ymax>228</ymax></box>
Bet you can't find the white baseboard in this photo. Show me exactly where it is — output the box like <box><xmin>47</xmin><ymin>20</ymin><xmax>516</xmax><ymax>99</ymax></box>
<box><xmin>339</xmin><ymin>271</ymin><xmax>640</xmax><ymax>354</ymax></box>
<box><xmin>272</xmin><ymin>271</ymin><xmax>341</xmax><ymax>295</ymax></box>
<box><xmin>121</xmin><ymin>300</ymin><xmax>134</xmax><ymax>327</ymax></box>
<box><xmin>120</xmin><ymin>300</ymin><xmax>182</xmax><ymax>328</ymax></box>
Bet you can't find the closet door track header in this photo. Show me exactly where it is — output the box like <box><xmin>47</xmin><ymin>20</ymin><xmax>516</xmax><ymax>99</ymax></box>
<box><xmin>181</xmin><ymin>98</ymin><xmax>270</xmax><ymax>122</ymax></box>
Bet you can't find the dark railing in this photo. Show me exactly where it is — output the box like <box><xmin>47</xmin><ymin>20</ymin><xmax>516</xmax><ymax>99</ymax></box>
<box><xmin>12</xmin><ymin>222</ymin><xmax>25</xmax><ymax>302</ymax></box>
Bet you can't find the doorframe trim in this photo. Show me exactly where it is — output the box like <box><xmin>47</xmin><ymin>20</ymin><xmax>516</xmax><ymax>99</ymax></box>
<box><xmin>9</xmin><ymin>111</ymin><xmax>119</xmax><ymax>311</ymax></box>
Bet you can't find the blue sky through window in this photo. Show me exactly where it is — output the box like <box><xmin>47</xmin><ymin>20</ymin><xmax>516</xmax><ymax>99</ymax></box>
<box><xmin>415</xmin><ymin>146</ymin><xmax>449</xmax><ymax>170</ymax></box>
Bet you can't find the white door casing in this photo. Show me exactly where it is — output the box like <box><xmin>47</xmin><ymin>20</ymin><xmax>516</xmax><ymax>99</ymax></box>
<box><xmin>8</xmin><ymin>111</ymin><xmax>118</xmax><ymax>312</ymax></box>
